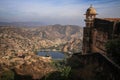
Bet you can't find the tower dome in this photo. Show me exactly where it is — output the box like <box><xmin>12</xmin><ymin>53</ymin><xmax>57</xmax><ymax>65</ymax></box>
<box><xmin>86</xmin><ymin>5</ymin><xmax>97</xmax><ymax>15</ymax></box>
<box><xmin>84</xmin><ymin>5</ymin><xmax>98</xmax><ymax>28</ymax></box>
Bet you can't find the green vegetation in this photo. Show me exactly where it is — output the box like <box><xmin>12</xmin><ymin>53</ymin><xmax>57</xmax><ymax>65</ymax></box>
<box><xmin>41</xmin><ymin>60</ymin><xmax>71</xmax><ymax>80</ymax></box>
<box><xmin>53</xmin><ymin>60</ymin><xmax>71</xmax><ymax>80</ymax></box>
<box><xmin>105</xmin><ymin>39</ymin><xmax>120</xmax><ymax>65</ymax></box>
<box><xmin>0</xmin><ymin>70</ymin><xmax>14</xmax><ymax>80</ymax></box>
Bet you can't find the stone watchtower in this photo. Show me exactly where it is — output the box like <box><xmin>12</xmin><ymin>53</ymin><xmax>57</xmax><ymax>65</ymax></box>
<box><xmin>83</xmin><ymin>5</ymin><xmax>97</xmax><ymax>54</ymax></box>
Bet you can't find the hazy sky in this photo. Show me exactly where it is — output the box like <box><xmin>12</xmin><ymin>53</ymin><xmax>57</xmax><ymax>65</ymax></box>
<box><xmin>0</xmin><ymin>0</ymin><xmax>120</xmax><ymax>26</ymax></box>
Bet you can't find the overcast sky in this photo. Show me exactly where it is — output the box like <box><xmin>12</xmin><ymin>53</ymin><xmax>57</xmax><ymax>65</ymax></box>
<box><xmin>0</xmin><ymin>0</ymin><xmax>120</xmax><ymax>26</ymax></box>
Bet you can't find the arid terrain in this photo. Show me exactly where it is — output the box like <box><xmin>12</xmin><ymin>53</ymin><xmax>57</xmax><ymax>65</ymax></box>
<box><xmin>0</xmin><ymin>25</ymin><xmax>83</xmax><ymax>56</ymax></box>
<box><xmin>0</xmin><ymin>25</ymin><xmax>83</xmax><ymax>79</ymax></box>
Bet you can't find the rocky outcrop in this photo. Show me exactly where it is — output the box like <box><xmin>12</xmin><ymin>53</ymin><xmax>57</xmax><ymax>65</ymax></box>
<box><xmin>0</xmin><ymin>54</ymin><xmax>54</xmax><ymax>79</ymax></box>
<box><xmin>62</xmin><ymin>39</ymin><xmax>82</xmax><ymax>53</ymax></box>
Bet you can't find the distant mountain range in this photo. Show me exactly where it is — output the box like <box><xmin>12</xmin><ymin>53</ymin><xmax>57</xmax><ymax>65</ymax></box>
<box><xmin>0</xmin><ymin>22</ymin><xmax>45</xmax><ymax>27</ymax></box>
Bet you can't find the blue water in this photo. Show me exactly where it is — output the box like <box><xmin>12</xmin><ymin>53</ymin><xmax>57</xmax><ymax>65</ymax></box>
<box><xmin>37</xmin><ymin>51</ymin><xmax>65</xmax><ymax>60</ymax></box>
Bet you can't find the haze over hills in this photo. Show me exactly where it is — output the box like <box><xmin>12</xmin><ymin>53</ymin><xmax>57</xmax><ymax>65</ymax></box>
<box><xmin>0</xmin><ymin>22</ymin><xmax>46</xmax><ymax>27</ymax></box>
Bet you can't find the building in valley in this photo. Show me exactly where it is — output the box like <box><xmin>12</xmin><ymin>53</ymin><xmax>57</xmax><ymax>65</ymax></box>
<box><xmin>83</xmin><ymin>5</ymin><xmax>120</xmax><ymax>54</ymax></box>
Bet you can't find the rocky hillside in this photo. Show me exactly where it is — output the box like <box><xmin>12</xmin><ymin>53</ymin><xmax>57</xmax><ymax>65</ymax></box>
<box><xmin>0</xmin><ymin>54</ymin><xmax>54</xmax><ymax>79</ymax></box>
<box><xmin>62</xmin><ymin>39</ymin><xmax>82</xmax><ymax>53</ymax></box>
<box><xmin>0</xmin><ymin>24</ymin><xmax>83</xmax><ymax>79</ymax></box>
<box><xmin>0</xmin><ymin>25</ymin><xmax>83</xmax><ymax>56</ymax></box>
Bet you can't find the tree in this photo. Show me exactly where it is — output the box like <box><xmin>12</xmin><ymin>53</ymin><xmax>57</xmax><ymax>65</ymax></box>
<box><xmin>105</xmin><ymin>39</ymin><xmax>120</xmax><ymax>65</ymax></box>
<box><xmin>0</xmin><ymin>70</ymin><xmax>14</xmax><ymax>80</ymax></box>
